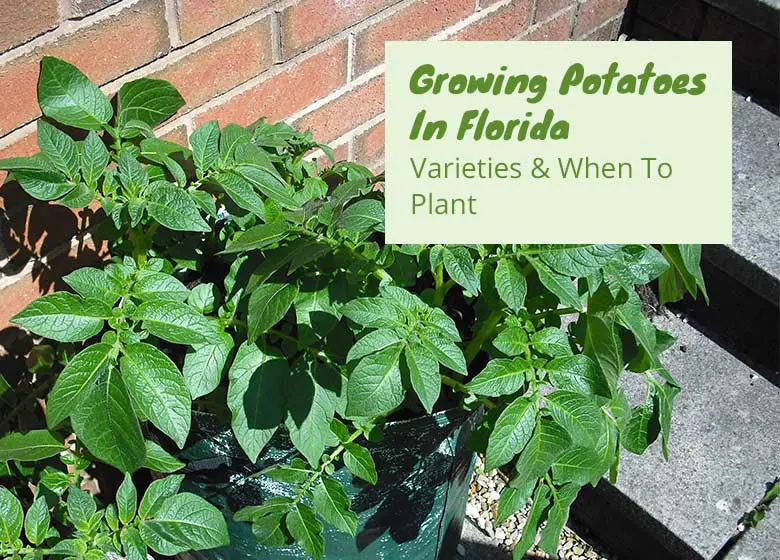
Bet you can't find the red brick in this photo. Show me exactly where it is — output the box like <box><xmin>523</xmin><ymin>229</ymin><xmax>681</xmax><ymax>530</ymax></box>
<box><xmin>354</xmin><ymin>0</ymin><xmax>474</xmax><ymax>74</ymax></box>
<box><xmin>0</xmin><ymin>236</ymin><xmax>107</xmax><ymax>330</ymax></box>
<box><xmin>453</xmin><ymin>0</ymin><xmax>534</xmax><ymax>41</ymax></box>
<box><xmin>534</xmin><ymin>0</ymin><xmax>572</xmax><ymax>23</ymax></box>
<box><xmin>176</xmin><ymin>0</ymin><xmax>275</xmax><ymax>44</ymax></box>
<box><xmin>353</xmin><ymin>120</ymin><xmax>384</xmax><ymax>167</ymax></box>
<box><xmin>154</xmin><ymin>18</ymin><xmax>273</xmax><ymax>110</ymax></box>
<box><xmin>522</xmin><ymin>6</ymin><xmax>574</xmax><ymax>39</ymax></box>
<box><xmin>0</xmin><ymin>0</ymin><xmax>59</xmax><ymax>53</ymax></box>
<box><xmin>280</xmin><ymin>0</ymin><xmax>399</xmax><ymax>57</ymax></box>
<box><xmin>573</xmin><ymin>0</ymin><xmax>627</xmax><ymax>37</ymax></box>
<box><xmin>69</xmin><ymin>0</ymin><xmax>122</xmax><ymax>18</ymax></box>
<box><xmin>0</xmin><ymin>127</ymin><xmax>38</xmax><ymax>189</ymax></box>
<box><xmin>294</xmin><ymin>73</ymin><xmax>384</xmax><ymax>144</ymax></box>
<box><xmin>0</xmin><ymin>0</ymin><xmax>169</xmax><ymax>136</ymax></box>
<box><xmin>195</xmin><ymin>40</ymin><xmax>348</xmax><ymax>127</ymax></box>
<box><xmin>159</xmin><ymin>124</ymin><xmax>190</xmax><ymax>145</ymax></box>
<box><xmin>579</xmin><ymin>15</ymin><xmax>620</xmax><ymax>40</ymax></box>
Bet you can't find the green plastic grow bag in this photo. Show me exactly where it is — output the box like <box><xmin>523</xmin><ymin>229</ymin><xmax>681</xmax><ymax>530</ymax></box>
<box><xmin>177</xmin><ymin>409</ymin><xmax>478</xmax><ymax>560</ymax></box>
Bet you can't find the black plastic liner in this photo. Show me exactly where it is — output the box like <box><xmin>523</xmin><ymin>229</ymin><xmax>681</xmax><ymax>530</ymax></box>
<box><xmin>177</xmin><ymin>409</ymin><xmax>478</xmax><ymax>560</ymax></box>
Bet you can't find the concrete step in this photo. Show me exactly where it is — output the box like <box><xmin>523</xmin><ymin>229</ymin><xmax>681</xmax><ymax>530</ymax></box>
<box><xmin>664</xmin><ymin>93</ymin><xmax>780</xmax><ymax>385</ymax></box>
<box><xmin>705</xmin><ymin>93</ymin><xmax>780</xmax><ymax>306</ymax></box>
<box><xmin>627</xmin><ymin>1</ymin><xmax>779</xmax><ymax>108</ymax></box>
<box><xmin>722</xmin><ymin>499</ymin><xmax>780</xmax><ymax>560</ymax></box>
<box><xmin>572</xmin><ymin>312</ymin><xmax>780</xmax><ymax>560</ymax></box>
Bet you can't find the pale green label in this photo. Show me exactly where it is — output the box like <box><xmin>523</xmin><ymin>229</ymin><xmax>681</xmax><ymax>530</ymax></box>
<box><xmin>384</xmin><ymin>41</ymin><xmax>732</xmax><ymax>244</ymax></box>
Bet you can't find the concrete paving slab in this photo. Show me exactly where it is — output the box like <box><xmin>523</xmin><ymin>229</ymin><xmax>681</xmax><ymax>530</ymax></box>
<box><xmin>705</xmin><ymin>94</ymin><xmax>780</xmax><ymax>304</ymax></box>
<box><xmin>724</xmin><ymin>503</ymin><xmax>780</xmax><ymax>560</ymax></box>
<box><xmin>607</xmin><ymin>313</ymin><xmax>780</xmax><ymax>559</ymax></box>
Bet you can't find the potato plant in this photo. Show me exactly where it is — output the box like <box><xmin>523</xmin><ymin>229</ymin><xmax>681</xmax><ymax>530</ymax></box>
<box><xmin>0</xmin><ymin>57</ymin><xmax>706</xmax><ymax>560</ymax></box>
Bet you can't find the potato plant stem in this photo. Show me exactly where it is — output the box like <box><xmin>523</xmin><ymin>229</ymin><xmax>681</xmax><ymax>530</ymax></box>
<box><xmin>465</xmin><ymin>308</ymin><xmax>504</xmax><ymax>365</ymax></box>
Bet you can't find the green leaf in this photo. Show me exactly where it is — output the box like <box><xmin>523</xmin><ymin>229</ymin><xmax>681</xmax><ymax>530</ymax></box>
<box><xmin>537</xmin><ymin>244</ymin><xmax>621</xmax><ymax>277</ymax></box>
<box><xmin>235</xmin><ymin>164</ymin><xmax>298</xmax><ymax>209</ymax></box>
<box><xmin>496</xmin><ymin>483</ymin><xmax>534</xmax><ymax>525</ymax></box>
<box><xmin>37</xmin><ymin>56</ymin><xmax>112</xmax><ymax>129</ymax></box>
<box><xmin>139</xmin><ymin>493</ymin><xmax>229</xmax><ymax>554</ymax></box>
<box><xmin>13</xmin><ymin>168</ymin><xmax>74</xmax><ymax>200</ymax></box>
<box><xmin>485</xmin><ymin>396</ymin><xmax>536</xmax><ymax>471</ymax></box>
<box><xmin>121</xmin><ymin>526</ymin><xmax>147</xmax><ymax>560</ymax></box>
<box><xmin>251</xmin><ymin>512</ymin><xmax>287</xmax><ymax>546</ymax></box>
<box><xmin>622</xmin><ymin>398</ymin><xmax>659</xmax><ymax>455</ymax></box>
<box><xmin>183</xmin><ymin>332</ymin><xmax>233</xmax><ymax>400</ymax></box>
<box><xmin>261</xmin><ymin>460</ymin><xmax>312</xmax><ymax>484</ymax></box>
<box><xmin>513</xmin><ymin>418</ymin><xmax>571</xmax><ymax>486</ymax></box>
<box><xmin>286</xmin><ymin>503</ymin><xmax>325</xmax><ymax>560</ymax></box>
<box><xmin>121</xmin><ymin>343</ymin><xmax>192</xmax><ymax>449</ymax></box>
<box><xmin>653</xmin><ymin>381</ymin><xmax>679</xmax><ymax>460</ymax></box>
<box><xmin>118</xmin><ymin>150</ymin><xmax>148</xmax><ymax>193</ymax></box>
<box><xmin>12</xmin><ymin>293</ymin><xmax>111</xmax><ymax>342</ymax></box>
<box><xmin>584</xmin><ymin>315</ymin><xmax>622</xmax><ymax>391</ymax></box>
<box><xmin>117</xmin><ymin>473</ymin><xmax>137</xmax><ymax>525</ymax></box>
<box><xmin>338</xmin><ymin>199</ymin><xmax>384</xmax><ymax>233</ymax></box>
<box><xmin>529</xmin><ymin>258</ymin><xmax>581</xmax><ymax>310</ymax></box>
<box><xmin>537</xmin><ymin>483</ymin><xmax>579</xmax><ymax>556</ymax></box>
<box><xmin>247</xmin><ymin>283</ymin><xmax>298</xmax><ymax>340</ymax></box>
<box><xmin>188</xmin><ymin>283</ymin><xmax>219</xmax><ymax>313</ymax></box>
<box><xmin>227</xmin><ymin>342</ymin><xmax>288</xmax><ymax>462</ymax></box>
<box><xmin>216</xmin><ymin>170</ymin><xmax>267</xmax><ymax>219</ymax></box>
<box><xmin>67</xmin><ymin>486</ymin><xmax>96</xmax><ymax>526</ymax></box>
<box><xmin>346</xmin><ymin>344</ymin><xmax>404</xmax><ymax>418</ymax></box>
<box><xmin>234</xmin><ymin>496</ymin><xmax>294</xmax><ymax>523</ymax></box>
<box><xmin>219</xmin><ymin>123</ymin><xmax>251</xmax><ymax>162</ymax></box>
<box><xmin>0</xmin><ymin>153</ymin><xmax>51</xmax><ymax>171</ymax></box>
<box><xmin>139</xmin><ymin>475</ymin><xmax>184</xmax><ymax>519</ymax></box>
<box><xmin>190</xmin><ymin>121</ymin><xmax>220</xmax><ymax>174</ymax></box>
<box><xmin>341</xmin><ymin>297</ymin><xmax>405</xmax><ymax>328</ymax></box>
<box><xmin>330</xmin><ymin>419</ymin><xmax>351</xmax><ymax>443</ymax></box>
<box><xmin>343</xmin><ymin>443</ymin><xmax>377</xmax><ymax>484</ymax></box>
<box><xmin>312</xmin><ymin>477</ymin><xmax>358</xmax><ymax>535</ymax></box>
<box><xmin>117</xmin><ymin>78</ymin><xmax>184</xmax><ymax>130</ymax></box>
<box><xmin>552</xmin><ymin>446</ymin><xmax>604</xmax><ymax>485</ymax></box>
<box><xmin>47</xmin><ymin>342</ymin><xmax>113</xmax><ymax>427</ymax></box>
<box><xmin>0</xmin><ymin>487</ymin><xmax>22</xmax><ymax>543</ymax></box>
<box><xmin>24</xmin><ymin>497</ymin><xmax>50</xmax><ymax>546</ymax></box>
<box><xmin>346</xmin><ymin>328</ymin><xmax>403</xmax><ymax>363</ymax></box>
<box><xmin>37</xmin><ymin>120</ymin><xmax>79</xmax><ymax>178</ymax></box>
<box><xmin>543</xmin><ymin>355</ymin><xmax>611</xmax><ymax>398</ymax></box>
<box><xmin>134</xmin><ymin>300</ymin><xmax>215</xmax><ymax>345</ymax></box>
<box><xmin>144</xmin><ymin>441</ymin><xmax>185</xmax><ymax>473</ymax></box>
<box><xmin>285</xmin><ymin>359</ymin><xmax>341</xmax><ymax>466</ymax></box>
<box><xmin>404</xmin><ymin>344</ymin><xmax>440</xmax><ymax>414</ymax></box>
<box><xmin>495</xmin><ymin>259</ymin><xmax>527</xmax><ymax>312</ymax></box>
<box><xmin>132</xmin><ymin>270</ymin><xmax>189</xmax><ymax>302</ymax></box>
<box><xmin>222</xmin><ymin>222</ymin><xmax>292</xmax><ymax>254</ymax></box>
<box><xmin>513</xmin><ymin>484</ymin><xmax>550</xmax><ymax>559</ymax></box>
<box><xmin>443</xmin><ymin>246</ymin><xmax>480</xmax><ymax>294</ymax></box>
<box><xmin>0</xmin><ymin>430</ymin><xmax>64</xmax><ymax>462</ymax></box>
<box><xmin>544</xmin><ymin>391</ymin><xmax>604</xmax><ymax>446</ymax></box>
<box><xmin>417</xmin><ymin>327</ymin><xmax>467</xmax><ymax>374</ymax></box>
<box><xmin>492</xmin><ymin>326</ymin><xmax>528</xmax><ymax>356</ymax></box>
<box><xmin>59</xmin><ymin>182</ymin><xmax>94</xmax><ymax>208</ymax></box>
<box><xmin>466</xmin><ymin>357</ymin><xmax>532</xmax><ymax>397</ymax></box>
<box><xmin>145</xmin><ymin>181</ymin><xmax>210</xmax><ymax>232</ymax></box>
<box><xmin>70</xmin><ymin>368</ymin><xmax>146</xmax><ymax>473</ymax></box>
<box><xmin>531</xmin><ymin>327</ymin><xmax>572</xmax><ymax>358</ymax></box>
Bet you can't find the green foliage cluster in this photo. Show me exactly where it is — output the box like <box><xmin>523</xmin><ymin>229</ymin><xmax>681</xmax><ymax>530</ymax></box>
<box><xmin>0</xmin><ymin>57</ymin><xmax>706</xmax><ymax>559</ymax></box>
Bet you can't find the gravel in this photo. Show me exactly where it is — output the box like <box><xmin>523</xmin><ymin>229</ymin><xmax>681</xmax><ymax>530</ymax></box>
<box><xmin>461</xmin><ymin>456</ymin><xmax>615</xmax><ymax>560</ymax></box>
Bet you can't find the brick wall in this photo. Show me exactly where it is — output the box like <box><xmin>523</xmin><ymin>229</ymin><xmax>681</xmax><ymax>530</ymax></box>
<box><xmin>0</xmin><ymin>0</ymin><xmax>628</xmax><ymax>333</ymax></box>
